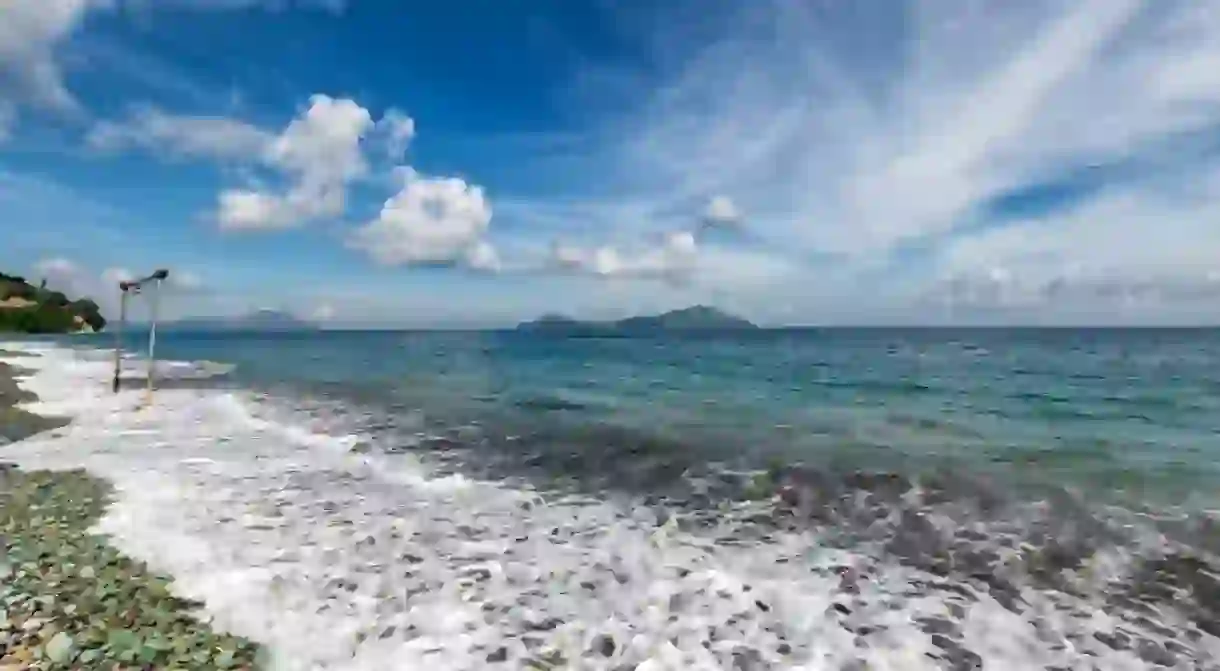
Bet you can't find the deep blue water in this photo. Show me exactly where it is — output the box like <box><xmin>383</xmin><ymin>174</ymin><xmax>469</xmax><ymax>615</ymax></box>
<box><xmin>59</xmin><ymin>327</ymin><xmax>1220</xmax><ymax>509</ymax></box>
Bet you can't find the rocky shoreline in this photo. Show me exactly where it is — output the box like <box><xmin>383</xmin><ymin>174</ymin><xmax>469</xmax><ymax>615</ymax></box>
<box><xmin>1</xmin><ymin>350</ymin><xmax>263</xmax><ymax>670</ymax></box>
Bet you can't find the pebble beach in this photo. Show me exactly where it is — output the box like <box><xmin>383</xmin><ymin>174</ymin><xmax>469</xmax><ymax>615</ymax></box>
<box><xmin>1</xmin><ymin>352</ymin><xmax>262</xmax><ymax>670</ymax></box>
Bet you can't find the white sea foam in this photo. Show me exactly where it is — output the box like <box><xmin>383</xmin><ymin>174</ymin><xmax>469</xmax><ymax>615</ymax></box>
<box><xmin>0</xmin><ymin>342</ymin><xmax>1200</xmax><ymax>670</ymax></box>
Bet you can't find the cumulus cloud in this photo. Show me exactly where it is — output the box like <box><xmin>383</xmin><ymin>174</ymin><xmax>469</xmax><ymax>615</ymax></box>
<box><xmin>218</xmin><ymin>94</ymin><xmax>375</xmax><ymax>230</ymax></box>
<box><xmin>88</xmin><ymin>94</ymin><xmax>496</xmax><ymax>263</ymax></box>
<box><xmin>376</xmin><ymin>108</ymin><xmax>416</xmax><ymax>160</ymax></box>
<box><xmin>536</xmin><ymin>189</ymin><xmax>781</xmax><ymax>287</ymax></box>
<box><xmin>35</xmin><ymin>256</ymin><xmax>81</xmax><ymax>284</ymax></box>
<box><xmin>347</xmin><ymin>168</ymin><xmax>495</xmax><ymax>267</ymax></box>
<box><xmin>702</xmin><ymin>195</ymin><xmax>741</xmax><ymax>227</ymax></box>
<box><xmin>464</xmin><ymin>240</ymin><xmax>501</xmax><ymax>272</ymax></box>
<box><xmin>547</xmin><ymin>230</ymin><xmax>698</xmax><ymax>282</ymax></box>
<box><xmin>87</xmin><ymin>105</ymin><xmax>272</xmax><ymax>161</ymax></box>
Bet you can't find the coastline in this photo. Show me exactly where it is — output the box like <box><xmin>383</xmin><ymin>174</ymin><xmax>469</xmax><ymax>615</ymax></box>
<box><xmin>0</xmin><ymin>349</ymin><xmax>262</xmax><ymax>670</ymax></box>
<box><xmin>4</xmin><ymin>336</ymin><xmax>1219</xmax><ymax>669</ymax></box>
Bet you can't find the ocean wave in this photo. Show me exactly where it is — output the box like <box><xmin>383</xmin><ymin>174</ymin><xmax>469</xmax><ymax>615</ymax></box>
<box><xmin>2</xmin><ymin>341</ymin><xmax>1219</xmax><ymax>670</ymax></box>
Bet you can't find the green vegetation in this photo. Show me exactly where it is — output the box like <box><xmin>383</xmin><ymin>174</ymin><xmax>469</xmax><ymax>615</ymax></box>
<box><xmin>0</xmin><ymin>272</ymin><xmax>106</xmax><ymax>334</ymax></box>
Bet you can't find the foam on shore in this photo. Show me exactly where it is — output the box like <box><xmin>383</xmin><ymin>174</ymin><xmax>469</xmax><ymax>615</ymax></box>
<box><xmin>1</xmin><ymin>341</ymin><xmax>1211</xmax><ymax>670</ymax></box>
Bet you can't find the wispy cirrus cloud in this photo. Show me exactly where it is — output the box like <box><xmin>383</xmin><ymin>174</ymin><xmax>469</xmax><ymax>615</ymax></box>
<box><xmin>0</xmin><ymin>0</ymin><xmax>348</xmax><ymax>140</ymax></box>
<box><xmin>87</xmin><ymin>105</ymin><xmax>273</xmax><ymax>161</ymax></box>
<box><xmin>123</xmin><ymin>0</ymin><xmax>346</xmax><ymax>12</ymax></box>
<box><xmin>498</xmin><ymin>0</ymin><xmax>1220</xmax><ymax>320</ymax></box>
<box><xmin>0</xmin><ymin>0</ymin><xmax>96</xmax><ymax>120</ymax></box>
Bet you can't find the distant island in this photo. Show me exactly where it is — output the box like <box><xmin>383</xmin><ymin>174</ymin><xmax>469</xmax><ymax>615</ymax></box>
<box><xmin>157</xmin><ymin>309</ymin><xmax>314</xmax><ymax>332</ymax></box>
<box><xmin>517</xmin><ymin>305</ymin><xmax>758</xmax><ymax>335</ymax></box>
<box><xmin>0</xmin><ymin>271</ymin><xmax>107</xmax><ymax>334</ymax></box>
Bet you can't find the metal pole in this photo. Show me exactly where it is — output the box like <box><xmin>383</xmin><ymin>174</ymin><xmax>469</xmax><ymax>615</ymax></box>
<box><xmin>146</xmin><ymin>278</ymin><xmax>161</xmax><ymax>402</ymax></box>
<box><xmin>112</xmin><ymin>287</ymin><xmax>128</xmax><ymax>393</ymax></box>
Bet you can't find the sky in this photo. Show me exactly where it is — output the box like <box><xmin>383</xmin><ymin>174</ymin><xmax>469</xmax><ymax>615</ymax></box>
<box><xmin>2</xmin><ymin>0</ymin><xmax>1220</xmax><ymax>327</ymax></box>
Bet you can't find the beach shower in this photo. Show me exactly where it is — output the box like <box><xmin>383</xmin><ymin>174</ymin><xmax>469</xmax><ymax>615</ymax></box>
<box><xmin>111</xmin><ymin>268</ymin><xmax>169</xmax><ymax>401</ymax></box>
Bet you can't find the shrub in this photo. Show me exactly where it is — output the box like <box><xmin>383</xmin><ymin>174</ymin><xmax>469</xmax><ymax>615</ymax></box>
<box><xmin>0</xmin><ymin>304</ymin><xmax>79</xmax><ymax>333</ymax></box>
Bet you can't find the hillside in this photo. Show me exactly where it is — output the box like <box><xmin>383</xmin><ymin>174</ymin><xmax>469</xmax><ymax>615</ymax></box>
<box><xmin>158</xmin><ymin>309</ymin><xmax>313</xmax><ymax>332</ymax></box>
<box><xmin>0</xmin><ymin>272</ymin><xmax>107</xmax><ymax>334</ymax></box>
<box><xmin>615</xmin><ymin>305</ymin><xmax>758</xmax><ymax>332</ymax></box>
<box><xmin>517</xmin><ymin>305</ymin><xmax>758</xmax><ymax>335</ymax></box>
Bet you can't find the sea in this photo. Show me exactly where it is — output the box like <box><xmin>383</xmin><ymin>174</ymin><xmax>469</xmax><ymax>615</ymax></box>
<box><xmin>3</xmin><ymin>328</ymin><xmax>1220</xmax><ymax>670</ymax></box>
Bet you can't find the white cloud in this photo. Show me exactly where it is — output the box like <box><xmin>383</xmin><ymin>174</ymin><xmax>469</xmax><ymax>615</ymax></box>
<box><xmin>347</xmin><ymin>168</ymin><xmax>494</xmax><ymax>266</ymax></box>
<box><xmin>19</xmin><ymin>0</ymin><xmax>1220</xmax><ymax>323</ymax></box>
<box><xmin>21</xmin><ymin>260</ymin><xmax>169</xmax><ymax>320</ymax></box>
<box><xmin>702</xmin><ymin>195</ymin><xmax>741</xmax><ymax>227</ymax></box>
<box><xmin>927</xmin><ymin>165</ymin><xmax>1220</xmax><ymax>319</ymax></box>
<box><xmin>924</xmin><ymin>265</ymin><xmax>1220</xmax><ymax>325</ymax></box>
<box><xmin>560</xmin><ymin>0</ymin><xmax>1220</xmax><ymax>290</ymax></box>
<box><xmin>217</xmin><ymin>190</ymin><xmax>300</xmax><ymax>230</ymax></box>
<box><xmin>464</xmin><ymin>240</ymin><xmax>501</xmax><ymax>272</ymax></box>
<box><xmin>0</xmin><ymin>0</ymin><xmax>346</xmax><ymax>138</ymax></box>
<box><xmin>0</xmin><ymin>0</ymin><xmax>97</xmax><ymax>115</ymax></box>
<box><xmin>122</xmin><ymin>0</ymin><xmax>347</xmax><ymax>13</ymax></box>
<box><xmin>88</xmin><ymin>96</ymin><xmax>491</xmax><ymax>263</ymax></box>
<box><xmin>27</xmin><ymin>259</ymin><xmax>117</xmax><ymax>306</ymax></box>
<box><xmin>547</xmin><ymin>230</ymin><xmax>699</xmax><ymax>282</ymax></box>
<box><xmin>376</xmin><ymin>108</ymin><xmax>415</xmax><ymax>159</ymax></box>
<box><xmin>35</xmin><ymin>256</ymin><xmax>81</xmax><ymax>282</ymax></box>
<box><xmin>310</xmin><ymin>302</ymin><xmax>335</xmax><ymax>321</ymax></box>
<box><xmin>166</xmin><ymin>269</ymin><xmax>203</xmax><ymax>291</ymax></box>
<box><xmin>531</xmin><ymin>190</ymin><xmax>800</xmax><ymax>291</ymax></box>
<box><xmin>100</xmin><ymin>266</ymin><xmax>134</xmax><ymax>287</ymax></box>
<box><xmin>87</xmin><ymin>105</ymin><xmax>271</xmax><ymax>161</ymax></box>
<box><xmin>218</xmin><ymin>94</ymin><xmax>375</xmax><ymax>230</ymax></box>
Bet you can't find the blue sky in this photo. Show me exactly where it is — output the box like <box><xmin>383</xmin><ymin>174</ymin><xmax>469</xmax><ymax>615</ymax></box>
<box><xmin>2</xmin><ymin>0</ymin><xmax>1220</xmax><ymax>327</ymax></box>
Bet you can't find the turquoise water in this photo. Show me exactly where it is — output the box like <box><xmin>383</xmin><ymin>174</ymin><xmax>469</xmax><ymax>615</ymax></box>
<box><xmin>72</xmin><ymin>327</ymin><xmax>1220</xmax><ymax>509</ymax></box>
<box><xmin>23</xmin><ymin>328</ymin><xmax>1220</xmax><ymax>668</ymax></box>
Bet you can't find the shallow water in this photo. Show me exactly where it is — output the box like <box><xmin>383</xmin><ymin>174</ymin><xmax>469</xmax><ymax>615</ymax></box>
<box><xmin>5</xmin><ymin>330</ymin><xmax>1220</xmax><ymax>669</ymax></box>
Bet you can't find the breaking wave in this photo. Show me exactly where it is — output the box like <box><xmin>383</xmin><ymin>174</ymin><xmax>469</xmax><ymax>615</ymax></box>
<box><xmin>3</xmin><ymin>341</ymin><xmax>1219</xmax><ymax>670</ymax></box>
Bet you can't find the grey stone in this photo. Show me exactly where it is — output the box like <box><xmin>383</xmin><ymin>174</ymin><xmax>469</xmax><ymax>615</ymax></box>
<box><xmin>1136</xmin><ymin>640</ymin><xmax>1176</xmax><ymax>667</ymax></box>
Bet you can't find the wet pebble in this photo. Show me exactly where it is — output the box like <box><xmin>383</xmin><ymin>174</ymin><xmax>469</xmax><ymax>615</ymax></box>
<box><xmin>731</xmin><ymin>646</ymin><xmax>766</xmax><ymax>670</ymax></box>
<box><xmin>1136</xmin><ymin>639</ymin><xmax>1176</xmax><ymax>667</ymax></box>
<box><xmin>593</xmin><ymin>634</ymin><xmax>616</xmax><ymax>657</ymax></box>
<box><xmin>917</xmin><ymin>616</ymin><xmax>956</xmax><ymax>636</ymax></box>
<box><xmin>1093</xmin><ymin>630</ymin><xmax>1131</xmax><ymax>650</ymax></box>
